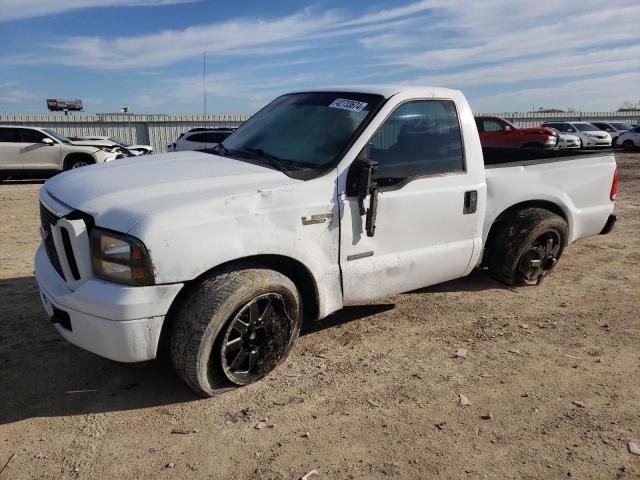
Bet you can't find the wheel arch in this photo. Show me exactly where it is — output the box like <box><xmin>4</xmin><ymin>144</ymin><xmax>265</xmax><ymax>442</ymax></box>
<box><xmin>483</xmin><ymin>200</ymin><xmax>569</xmax><ymax>265</ymax></box>
<box><xmin>158</xmin><ymin>254</ymin><xmax>320</xmax><ymax>356</ymax></box>
<box><xmin>63</xmin><ymin>152</ymin><xmax>95</xmax><ymax>170</ymax></box>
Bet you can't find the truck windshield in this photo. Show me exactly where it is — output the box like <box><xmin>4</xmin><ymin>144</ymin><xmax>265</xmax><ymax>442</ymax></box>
<box><xmin>219</xmin><ymin>92</ymin><xmax>385</xmax><ymax>176</ymax></box>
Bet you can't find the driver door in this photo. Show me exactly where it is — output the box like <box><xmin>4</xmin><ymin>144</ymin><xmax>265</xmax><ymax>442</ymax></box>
<box><xmin>339</xmin><ymin>99</ymin><xmax>484</xmax><ymax>305</ymax></box>
<box><xmin>18</xmin><ymin>129</ymin><xmax>61</xmax><ymax>170</ymax></box>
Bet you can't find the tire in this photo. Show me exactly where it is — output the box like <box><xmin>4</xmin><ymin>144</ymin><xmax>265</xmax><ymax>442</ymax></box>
<box><xmin>64</xmin><ymin>155</ymin><xmax>93</xmax><ymax>170</ymax></box>
<box><xmin>170</xmin><ymin>265</ymin><xmax>302</xmax><ymax>397</ymax></box>
<box><xmin>488</xmin><ymin>208</ymin><xmax>568</xmax><ymax>286</ymax></box>
<box><xmin>623</xmin><ymin>140</ymin><xmax>634</xmax><ymax>151</ymax></box>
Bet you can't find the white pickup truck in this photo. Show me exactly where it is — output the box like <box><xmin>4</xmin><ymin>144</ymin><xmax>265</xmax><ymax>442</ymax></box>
<box><xmin>35</xmin><ymin>87</ymin><xmax>617</xmax><ymax>396</ymax></box>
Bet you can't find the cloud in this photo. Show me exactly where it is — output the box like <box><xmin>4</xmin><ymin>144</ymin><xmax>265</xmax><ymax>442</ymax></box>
<box><xmin>471</xmin><ymin>72</ymin><xmax>640</xmax><ymax>112</ymax></box>
<box><xmin>381</xmin><ymin>3</ymin><xmax>640</xmax><ymax>70</ymax></box>
<box><xmin>337</xmin><ymin>0</ymin><xmax>433</xmax><ymax>27</ymax></box>
<box><xmin>43</xmin><ymin>2</ymin><xmax>433</xmax><ymax>70</ymax></box>
<box><xmin>0</xmin><ymin>0</ymin><xmax>195</xmax><ymax>22</ymax></box>
<box><xmin>52</xmin><ymin>10</ymin><xmax>340</xmax><ymax>69</ymax></box>
<box><xmin>0</xmin><ymin>89</ymin><xmax>37</xmax><ymax>103</ymax></box>
<box><xmin>130</xmin><ymin>71</ymin><xmax>322</xmax><ymax>111</ymax></box>
<box><xmin>5</xmin><ymin>0</ymin><xmax>640</xmax><ymax>113</ymax></box>
<box><xmin>405</xmin><ymin>45</ymin><xmax>640</xmax><ymax>87</ymax></box>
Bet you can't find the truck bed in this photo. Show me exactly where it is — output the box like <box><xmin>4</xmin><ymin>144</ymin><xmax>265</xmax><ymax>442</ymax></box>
<box><xmin>483</xmin><ymin>147</ymin><xmax>615</xmax><ymax>168</ymax></box>
<box><xmin>482</xmin><ymin>147</ymin><xmax>616</xmax><ymax>248</ymax></box>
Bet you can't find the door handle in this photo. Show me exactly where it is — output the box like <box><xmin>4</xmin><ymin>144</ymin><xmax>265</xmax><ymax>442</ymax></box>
<box><xmin>463</xmin><ymin>190</ymin><xmax>477</xmax><ymax>214</ymax></box>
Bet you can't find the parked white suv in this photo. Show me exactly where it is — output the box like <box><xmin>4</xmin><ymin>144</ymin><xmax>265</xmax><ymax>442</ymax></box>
<box><xmin>541</xmin><ymin>121</ymin><xmax>611</xmax><ymax>147</ymax></box>
<box><xmin>69</xmin><ymin>136</ymin><xmax>153</xmax><ymax>156</ymax></box>
<box><xmin>615</xmin><ymin>126</ymin><xmax>640</xmax><ymax>150</ymax></box>
<box><xmin>168</xmin><ymin>128</ymin><xmax>235</xmax><ymax>152</ymax></box>
<box><xmin>0</xmin><ymin>126</ymin><xmax>119</xmax><ymax>179</ymax></box>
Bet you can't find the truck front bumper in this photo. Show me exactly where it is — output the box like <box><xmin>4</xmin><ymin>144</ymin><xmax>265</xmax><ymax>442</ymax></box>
<box><xmin>35</xmin><ymin>245</ymin><xmax>183</xmax><ymax>362</ymax></box>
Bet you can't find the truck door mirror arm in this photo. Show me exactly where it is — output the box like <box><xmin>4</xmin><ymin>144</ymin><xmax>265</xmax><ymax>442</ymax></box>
<box><xmin>346</xmin><ymin>150</ymin><xmax>379</xmax><ymax>237</ymax></box>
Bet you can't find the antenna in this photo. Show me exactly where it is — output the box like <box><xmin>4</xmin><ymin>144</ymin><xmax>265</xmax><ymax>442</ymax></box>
<box><xmin>203</xmin><ymin>51</ymin><xmax>207</xmax><ymax>118</ymax></box>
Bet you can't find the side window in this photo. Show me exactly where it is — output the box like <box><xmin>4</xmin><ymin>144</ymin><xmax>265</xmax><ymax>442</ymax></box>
<box><xmin>563</xmin><ymin>124</ymin><xmax>575</xmax><ymax>132</ymax></box>
<box><xmin>368</xmin><ymin>100</ymin><xmax>464</xmax><ymax>186</ymax></box>
<box><xmin>188</xmin><ymin>132</ymin><xmax>221</xmax><ymax>143</ymax></box>
<box><xmin>20</xmin><ymin>129</ymin><xmax>49</xmax><ymax>143</ymax></box>
<box><xmin>482</xmin><ymin>120</ymin><xmax>505</xmax><ymax>132</ymax></box>
<box><xmin>0</xmin><ymin>128</ymin><xmax>20</xmax><ymax>143</ymax></box>
<box><xmin>210</xmin><ymin>133</ymin><xmax>225</xmax><ymax>143</ymax></box>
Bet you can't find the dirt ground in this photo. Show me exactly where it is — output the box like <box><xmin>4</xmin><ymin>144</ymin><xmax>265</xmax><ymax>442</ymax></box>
<box><xmin>0</xmin><ymin>152</ymin><xmax>639</xmax><ymax>480</ymax></box>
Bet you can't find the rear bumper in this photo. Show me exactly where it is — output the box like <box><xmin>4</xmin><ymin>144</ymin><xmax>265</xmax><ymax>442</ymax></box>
<box><xmin>35</xmin><ymin>245</ymin><xmax>183</xmax><ymax>362</ymax></box>
<box><xmin>600</xmin><ymin>214</ymin><xmax>616</xmax><ymax>235</ymax></box>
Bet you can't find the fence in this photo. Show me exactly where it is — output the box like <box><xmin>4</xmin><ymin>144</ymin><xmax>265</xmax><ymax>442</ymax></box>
<box><xmin>477</xmin><ymin>110</ymin><xmax>640</xmax><ymax>128</ymax></box>
<box><xmin>0</xmin><ymin>114</ymin><xmax>250</xmax><ymax>153</ymax></box>
<box><xmin>1</xmin><ymin>110</ymin><xmax>639</xmax><ymax>152</ymax></box>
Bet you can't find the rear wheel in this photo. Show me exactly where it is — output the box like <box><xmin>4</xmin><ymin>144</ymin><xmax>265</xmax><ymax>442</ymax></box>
<box><xmin>170</xmin><ymin>265</ymin><xmax>301</xmax><ymax>397</ymax></box>
<box><xmin>488</xmin><ymin>208</ymin><xmax>568</xmax><ymax>286</ymax></box>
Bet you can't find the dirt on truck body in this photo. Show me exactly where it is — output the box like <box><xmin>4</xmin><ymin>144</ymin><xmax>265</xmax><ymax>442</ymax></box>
<box><xmin>0</xmin><ymin>152</ymin><xmax>639</xmax><ymax>479</ymax></box>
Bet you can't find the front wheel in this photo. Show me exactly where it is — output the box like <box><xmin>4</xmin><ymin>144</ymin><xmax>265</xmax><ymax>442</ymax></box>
<box><xmin>64</xmin><ymin>155</ymin><xmax>93</xmax><ymax>170</ymax></box>
<box><xmin>623</xmin><ymin>140</ymin><xmax>635</xmax><ymax>151</ymax></box>
<box><xmin>488</xmin><ymin>208</ymin><xmax>568</xmax><ymax>286</ymax></box>
<box><xmin>170</xmin><ymin>266</ymin><xmax>301</xmax><ymax>397</ymax></box>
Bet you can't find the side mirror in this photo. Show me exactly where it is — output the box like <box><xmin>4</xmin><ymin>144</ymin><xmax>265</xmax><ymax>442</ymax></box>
<box><xmin>42</xmin><ymin>137</ymin><xmax>54</xmax><ymax>145</ymax></box>
<box><xmin>504</xmin><ymin>125</ymin><xmax>513</xmax><ymax>132</ymax></box>
<box><xmin>346</xmin><ymin>148</ymin><xmax>379</xmax><ymax>237</ymax></box>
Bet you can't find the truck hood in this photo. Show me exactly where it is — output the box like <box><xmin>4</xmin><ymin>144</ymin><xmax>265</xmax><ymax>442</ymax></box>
<box><xmin>43</xmin><ymin>151</ymin><xmax>297</xmax><ymax>232</ymax></box>
<box><xmin>519</xmin><ymin>127</ymin><xmax>555</xmax><ymax>136</ymax></box>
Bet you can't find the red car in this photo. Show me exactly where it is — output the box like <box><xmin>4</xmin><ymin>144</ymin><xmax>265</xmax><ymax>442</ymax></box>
<box><xmin>475</xmin><ymin>116</ymin><xmax>558</xmax><ymax>149</ymax></box>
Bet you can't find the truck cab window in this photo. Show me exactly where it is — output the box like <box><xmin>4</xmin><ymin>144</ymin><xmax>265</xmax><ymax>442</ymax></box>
<box><xmin>368</xmin><ymin>100</ymin><xmax>464</xmax><ymax>186</ymax></box>
<box><xmin>482</xmin><ymin>120</ymin><xmax>505</xmax><ymax>132</ymax></box>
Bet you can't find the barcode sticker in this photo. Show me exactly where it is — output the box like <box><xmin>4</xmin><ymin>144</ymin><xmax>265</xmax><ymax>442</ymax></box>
<box><xmin>329</xmin><ymin>98</ymin><xmax>368</xmax><ymax>112</ymax></box>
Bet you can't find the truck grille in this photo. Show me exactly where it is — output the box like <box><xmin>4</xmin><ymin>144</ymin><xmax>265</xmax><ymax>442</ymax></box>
<box><xmin>40</xmin><ymin>202</ymin><xmax>66</xmax><ymax>280</ymax></box>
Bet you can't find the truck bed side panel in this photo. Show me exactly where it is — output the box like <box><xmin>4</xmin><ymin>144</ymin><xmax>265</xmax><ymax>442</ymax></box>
<box><xmin>483</xmin><ymin>153</ymin><xmax>615</xmax><ymax>248</ymax></box>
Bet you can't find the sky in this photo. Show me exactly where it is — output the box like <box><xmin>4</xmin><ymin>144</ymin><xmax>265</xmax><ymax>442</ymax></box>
<box><xmin>0</xmin><ymin>0</ymin><xmax>639</xmax><ymax>115</ymax></box>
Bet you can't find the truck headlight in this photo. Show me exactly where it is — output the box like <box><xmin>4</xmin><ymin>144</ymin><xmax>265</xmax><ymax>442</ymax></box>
<box><xmin>90</xmin><ymin>229</ymin><xmax>154</xmax><ymax>286</ymax></box>
<box><xmin>98</xmin><ymin>146</ymin><xmax>116</xmax><ymax>153</ymax></box>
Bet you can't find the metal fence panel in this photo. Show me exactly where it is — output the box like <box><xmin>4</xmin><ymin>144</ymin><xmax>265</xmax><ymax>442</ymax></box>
<box><xmin>0</xmin><ymin>114</ymin><xmax>249</xmax><ymax>153</ymax></box>
<box><xmin>477</xmin><ymin>111</ymin><xmax>640</xmax><ymax>128</ymax></box>
<box><xmin>1</xmin><ymin>111</ymin><xmax>638</xmax><ymax>152</ymax></box>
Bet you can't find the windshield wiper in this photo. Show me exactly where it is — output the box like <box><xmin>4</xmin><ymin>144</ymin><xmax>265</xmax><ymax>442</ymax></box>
<box><xmin>242</xmin><ymin>147</ymin><xmax>291</xmax><ymax>174</ymax></box>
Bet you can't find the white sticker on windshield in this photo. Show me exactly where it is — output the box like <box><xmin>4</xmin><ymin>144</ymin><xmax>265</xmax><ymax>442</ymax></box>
<box><xmin>329</xmin><ymin>98</ymin><xmax>368</xmax><ymax>112</ymax></box>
